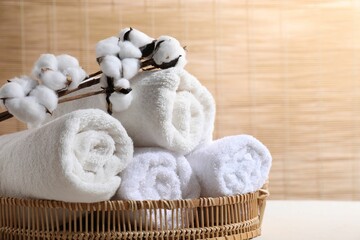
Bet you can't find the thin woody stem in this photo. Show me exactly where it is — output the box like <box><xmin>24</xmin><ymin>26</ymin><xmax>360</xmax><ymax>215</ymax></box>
<box><xmin>0</xmin><ymin>111</ymin><xmax>13</xmax><ymax>122</ymax></box>
<box><xmin>140</xmin><ymin>59</ymin><xmax>161</xmax><ymax>71</ymax></box>
<box><xmin>140</xmin><ymin>58</ymin><xmax>155</xmax><ymax>69</ymax></box>
<box><xmin>142</xmin><ymin>66</ymin><xmax>157</xmax><ymax>71</ymax></box>
<box><xmin>88</xmin><ymin>70</ymin><xmax>102</xmax><ymax>79</ymax></box>
<box><xmin>58</xmin><ymin>89</ymin><xmax>106</xmax><ymax>104</ymax></box>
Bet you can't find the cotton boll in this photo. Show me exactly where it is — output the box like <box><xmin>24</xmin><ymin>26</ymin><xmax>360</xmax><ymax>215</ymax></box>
<box><xmin>119</xmin><ymin>27</ymin><xmax>154</xmax><ymax>48</ymax></box>
<box><xmin>63</xmin><ymin>67</ymin><xmax>87</xmax><ymax>90</ymax></box>
<box><xmin>11</xmin><ymin>76</ymin><xmax>38</xmax><ymax>95</ymax></box>
<box><xmin>113</xmin><ymin>78</ymin><xmax>130</xmax><ymax>89</ymax></box>
<box><xmin>34</xmin><ymin>54</ymin><xmax>58</xmax><ymax>70</ymax></box>
<box><xmin>96</xmin><ymin>36</ymin><xmax>121</xmax><ymax>58</ymax></box>
<box><xmin>78</xmin><ymin>67</ymin><xmax>87</xmax><ymax>80</ymax></box>
<box><xmin>29</xmin><ymin>85</ymin><xmax>58</xmax><ymax>112</ymax></box>
<box><xmin>40</xmin><ymin>70</ymin><xmax>67</xmax><ymax>91</ymax></box>
<box><xmin>5</xmin><ymin>96</ymin><xmax>46</xmax><ymax>128</ymax></box>
<box><xmin>107</xmin><ymin>73</ymin><xmax>133</xmax><ymax>114</ymax></box>
<box><xmin>100</xmin><ymin>55</ymin><xmax>122</xmax><ymax>79</ymax></box>
<box><xmin>118</xmin><ymin>41</ymin><xmax>142</xmax><ymax>59</ymax></box>
<box><xmin>56</xmin><ymin>54</ymin><xmax>79</xmax><ymax>72</ymax></box>
<box><xmin>32</xmin><ymin>54</ymin><xmax>58</xmax><ymax>79</ymax></box>
<box><xmin>153</xmin><ymin>36</ymin><xmax>187</xmax><ymax>68</ymax></box>
<box><xmin>0</xmin><ymin>82</ymin><xmax>25</xmax><ymax>99</ymax></box>
<box><xmin>121</xmin><ymin>58</ymin><xmax>140</xmax><ymax>80</ymax></box>
<box><xmin>32</xmin><ymin>53</ymin><xmax>58</xmax><ymax>78</ymax></box>
<box><xmin>109</xmin><ymin>91</ymin><xmax>133</xmax><ymax>112</ymax></box>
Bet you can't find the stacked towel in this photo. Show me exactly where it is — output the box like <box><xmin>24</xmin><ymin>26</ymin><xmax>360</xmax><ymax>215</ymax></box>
<box><xmin>114</xmin><ymin>147</ymin><xmax>200</xmax><ymax>228</ymax></box>
<box><xmin>0</xmin><ymin>109</ymin><xmax>133</xmax><ymax>203</ymax></box>
<box><xmin>115</xmin><ymin>147</ymin><xmax>200</xmax><ymax>201</ymax></box>
<box><xmin>52</xmin><ymin>68</ymin><xmax>216</xmax><ymax>155</ymax></box>
<box><xmin>186</xmin><ymin>135</ymin><xmax>272</xmax><ymax>197</ymax></box>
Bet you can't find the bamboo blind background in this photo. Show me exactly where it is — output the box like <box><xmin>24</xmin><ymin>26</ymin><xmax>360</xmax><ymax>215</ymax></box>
<box><xmin>1</xmin><ymin>0</ymin><xmax>360</xmax><ymax>200</ymax></box>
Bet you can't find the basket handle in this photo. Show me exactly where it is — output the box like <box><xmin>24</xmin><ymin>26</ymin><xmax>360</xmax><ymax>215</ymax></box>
<box><xmin>258</xmin><ymin>181</ymin><xmax>270</xmax><ymax>226</ymax></box>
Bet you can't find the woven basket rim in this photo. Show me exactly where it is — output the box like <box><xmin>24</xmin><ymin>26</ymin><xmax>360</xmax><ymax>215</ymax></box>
<box><xmin>1</xmin><ymin>183</ymin><xmax>269</xmax><ymax>240</ymax></box>
<box><xmin>0</xmin><ymin>183</ymin><xmax>269</xmax><ymax>211</ymax></box>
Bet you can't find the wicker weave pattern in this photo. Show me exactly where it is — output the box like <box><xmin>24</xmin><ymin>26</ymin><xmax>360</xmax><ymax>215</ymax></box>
<box><xmin>0</xmin><ymin>186</ymin><xmax>268</xmax><ymax>240</ymax></box>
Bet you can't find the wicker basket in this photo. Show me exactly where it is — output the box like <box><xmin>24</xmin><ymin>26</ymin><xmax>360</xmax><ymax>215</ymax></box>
<box><xmin>0</xmin><ymin>183</ymin><xmax>269</xmax><ymax>240</ymax></box>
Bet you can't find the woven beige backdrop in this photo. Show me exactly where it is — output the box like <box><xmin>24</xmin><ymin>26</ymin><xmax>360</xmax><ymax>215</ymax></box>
<box><xmin>1</xmin><ymin>0</ymin><xmax>360</xmax><ymax>200</ymax></box>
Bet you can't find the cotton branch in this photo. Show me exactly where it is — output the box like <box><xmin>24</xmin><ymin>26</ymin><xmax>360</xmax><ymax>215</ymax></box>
<box><xmin>0</xmin><ymin>71</ymin><xmax>103</xmax><ymax>123</ymax></box>
<box><xmin>0</xmin><ymin>28</ymin><xmax>188</xmax><ymax>127</ymax></box>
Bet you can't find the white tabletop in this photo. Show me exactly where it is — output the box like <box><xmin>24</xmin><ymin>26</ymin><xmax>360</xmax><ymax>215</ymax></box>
<box><xmin>258</xmin><ymin>200</ymin><xmax>360</xmax><ymax>240</ymax></box>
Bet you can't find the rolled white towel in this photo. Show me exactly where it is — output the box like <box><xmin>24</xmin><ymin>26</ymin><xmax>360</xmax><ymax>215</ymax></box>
<box><xmin>114</xmin><ymin>147</ymin><xmax>200</xmax><ymax>229</ymax></box>
<box><xmin>51</xmin><ymin>68</ymin><xmax>216</xmax><ymax>155</ymax></box>
<box><xmin>0</xmin><ymin>109</ymin><xmax>133</xmax><ymax>203</ymax></box>
<box><xmin>186</xmin><ymin>135</ymin><xmax>272</xmax><ymax>197</ymax></box>
<box><xmin>115</xmin><ymin>147</ymin><xmax>200</xmax><ymax>201</ymax></box>
<box><xmin>116</xmin><ymin>68</ymin><xmax>215</xmax><ymax>154</ymax></box>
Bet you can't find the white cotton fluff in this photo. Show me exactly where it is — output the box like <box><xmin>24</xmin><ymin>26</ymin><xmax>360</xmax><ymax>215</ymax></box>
<box><xmin>32</xmin><ymin>54</ymin><xmax>58</xmax><ymax>79</ymax></box>
<box><xmin>153</xmin><ymin>36</ymin><xmax>187</xmax><ymax>68</ymax></box>
<box><xmin>29</xmin><ymin>85</ymin><xmax>58</xmax><ymax>113</ymax></box>
<box><xmin>34</xmin><ymin>54</ymin><xmax>58</xmax><ymax>70</ymax></box>
<box><xmin>96</xmin><ymin>36</ymin><xmax>121</xmax><ymax>58</ymax></box>
<box><xmin>40</xmin><ymin>70</ymin><xmax>67</xmax><ymax>91</ymax></box>
<box><xmin>56</xmin><ymin>54</ymin><xmax>79</xmax><ymax>72</ymax></box>
<box><xmin>118</xmin><ymin>41</ymin><xmax>142</xmax><ymax>59</ymax></box>
<box><xmin>63</xmin><ymin>67</ymin><xmax>87</xmax><ymax>90</ymax></box>
<box><xmin>0</xmin><ymin>82</ymin><xmax>25</xmax><ymax>99</ymax></box>
<box><xmin>5</xmin><ymin>96</ymin><xmax>46</xmax><ymax>128</ymax></box>
<box><xmin>31</xmin><ymin>67</ymin><xmax>41</xmax><ymax>80</ymax></box>
<box><xmin>11</xmin><ymin>76</ymin><xmax>38</xmax><ymax>95</ymax></box>
<box><xmin>121</xmin><ymin>58</ymin><xmax>140</xmax><ymax>80</ymax></box>
<box><xmin>100</xmin><ymin>55</ymin><xmax>122</xmax><ymax>79</ymax></box>
<box><xmin>119</xmin><ymin>28</ymin><xmax>154</xmax><ymax>48</ymax></box>
<box><xmin>114</xmin><ymin>78</ymin><xmax>130</xmax><ymax>89</ymax></box>
<box><xmin>109</xmin><ymin>91</ymin><xmax>133</xmax><ymax>112</ymax></box>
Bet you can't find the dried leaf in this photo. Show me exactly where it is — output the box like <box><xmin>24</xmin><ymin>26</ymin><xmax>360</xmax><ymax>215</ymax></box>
<box><xmin>123</xmin><ymin>27</ymin><xmax>133</xmax><ymax>41</ymax></box>
<box><xmin>155</xmin><ymin>55</ymin><xmax>181</xmax><ymax>69</ymax></box>
<box><xmin>140</xmin><ymin>40</ymin><xmax>156</xmax><ymax>58</ymax></box>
